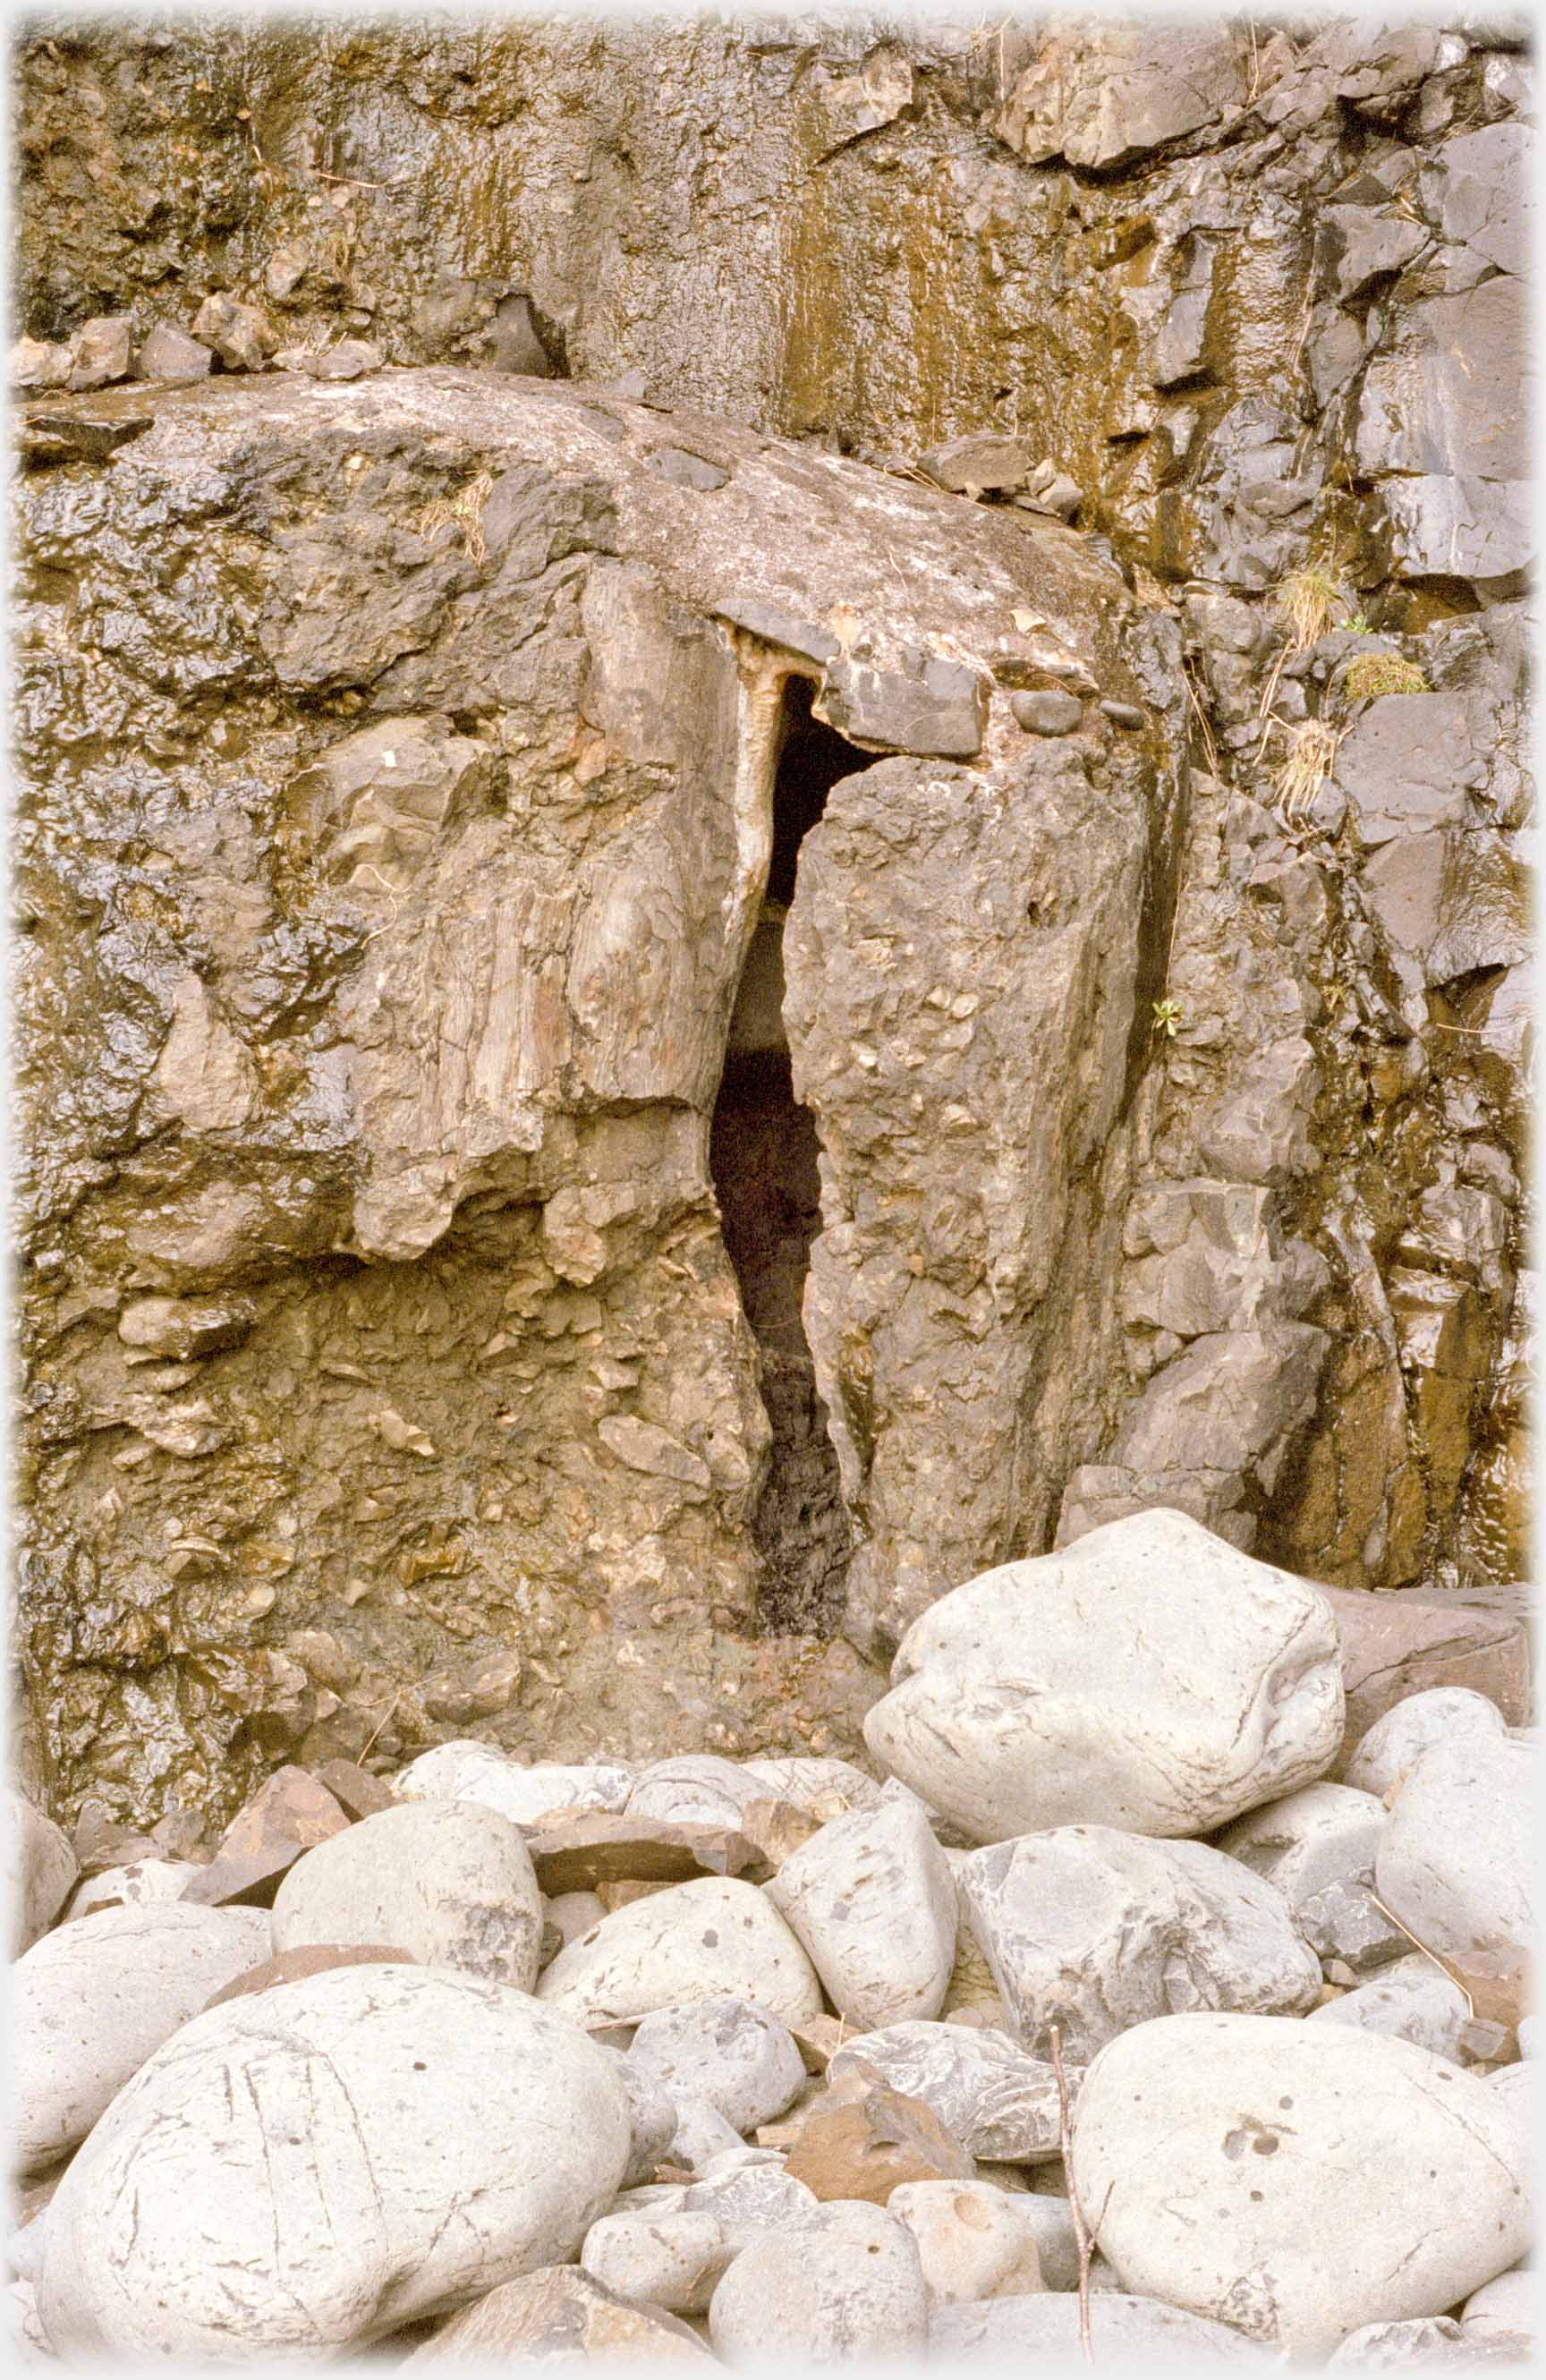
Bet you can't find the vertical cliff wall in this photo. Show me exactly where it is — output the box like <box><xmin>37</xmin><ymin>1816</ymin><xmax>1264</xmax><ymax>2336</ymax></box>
<box><xmin>13</xmin><ymin>13</ymin><xmax>1532</xmax><ymax>1825</ymax></box>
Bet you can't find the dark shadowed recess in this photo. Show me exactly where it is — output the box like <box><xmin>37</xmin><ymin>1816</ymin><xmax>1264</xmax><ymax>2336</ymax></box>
<box><xmin>710</xmin><ymin>677</ymin><xmax>876</xmax><ymax>1634</ymax></box>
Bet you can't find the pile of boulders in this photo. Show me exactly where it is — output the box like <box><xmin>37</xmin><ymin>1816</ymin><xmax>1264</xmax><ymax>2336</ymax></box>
<box><xmin>5</xmin><ymin>1510</ymin><xmax>1533</xmax><ymax>2367</ymax></box>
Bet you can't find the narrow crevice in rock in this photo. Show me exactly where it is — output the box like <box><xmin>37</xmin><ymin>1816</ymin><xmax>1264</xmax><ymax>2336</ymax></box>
<box><xmin>710</xmin><ymin>677</ymin><xmax>871</xmax><ymax>1636</ymax></box>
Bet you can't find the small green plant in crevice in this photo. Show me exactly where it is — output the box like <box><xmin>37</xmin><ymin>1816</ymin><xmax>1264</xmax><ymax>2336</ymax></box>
<box><xmin>1151</xmin><ymin>998</ymin><xmax>1185</xmax><ymax>1039</ymax></box>
<box><xmin>1340</xmin><ymin>651</ymin><xmax>1431</xmax><ymax>705</ymax></box>
<box><xmin>1343</xmin><ymin>610</ymin><xmax>1372</xmax><ymax>633</ymax></box>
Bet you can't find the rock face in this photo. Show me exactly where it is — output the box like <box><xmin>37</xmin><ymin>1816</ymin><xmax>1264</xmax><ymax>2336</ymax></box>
<box><xmin>15</xmin><ymin>362</ymin><xmax>1181</xmax><ymax>1828</ymax></box>
<box><xmin>10</xmin><ymin>19</ymin><xmax>1533</xmax><ymax>1855</ymax></box>
<box><xmin>864</xmin><ymin>1509</ymin><xmax>1344</xmax><ymax>1841</ymax></box>
<box><xmin>1069</xmin><ymin>2012</ymin><xmax>1531</xmax><ymax>2359</ymax></box>
<box><xmin>37</xmin><ymin>1965</ymin><xmax>634</xmax><ymax>2361</ymax></box>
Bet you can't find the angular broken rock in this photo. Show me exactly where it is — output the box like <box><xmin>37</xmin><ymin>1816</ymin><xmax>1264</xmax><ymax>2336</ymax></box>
<box><xmin>1069</xmin><ymin>2012</ymin><xmax>1531</xmax><ymax>2360</ymax></box>
<box><xmin>828</xmin><ymin>2019</ymin><xmax>1061</xmax><ymax>2162</ymax></box>
<box><xmin>13</xmin><ymin>1901</ymin><xmax>273</xmax><ymax>2172</ymax></box>
<box><xmin>1344</xmin><ymin>1687</ymin><xmax>1509</xmax><ymax>1801</ymax></box>
<box><xmin>393</xmin><ymin>1739</ymin><xmax>634</xmax><ymax>1828</ymax></box>
<box><xmin>816</xmin><ymin>650</ymin><xmax>988</xmax><ymax>760</ymax></box>
<box><xmin>961</xmin><ymin>1826</ymin><xmax>1321</xmax><ymax>2064</ymax></box>
<box><xmin>203</xmin><ymin>1941</ymin><xmax>417</xmax><ymax>2010</ymax></box>
<box><xmin>888</xmin><ymin>2179</ymin><xmax>1045</xmax><ymax>2304</ymax></box>
<box><xmin>39</xmin><ymin>1967</ymin><xmax>633</xmax><ymax>2360</ymax></box>
<box><xmin>523</xmin><ymin>1812</ymin><xmax>770</xmax><ymax>1895</ymax></box>
<box><xmin>272</xmin><ymin>1798</ymin><xmax>543</xmax><ymax>1990</ymax></box>
<box><xmin>309</xmin><ymin>1757</ymin><xmax>395</xmax><ymax>1821</ymax></box>
<box><xmin>709</xmin><ymin>2199</ymin><xmax>929</xmax><ymax>2364</ymax></box>
<box><xmin>916</xmin><ymin>431</ymin><xmax>1036</xmax><ymax>495</ymax></box>
<box><xmin>1319</xmin><ymin>1582</ymin><xmax>1530</xmax><ymax>1769</ymax></box>
<box><xmin>67</xmin><ymin>315</ymin><xmax>132</xmax><ymax>391</ymax></box>
<box><xmin>136</xmin><ymin>322</ymin><xmax>213</xmax><ymax>383</ymax></box>
<box><xmin>1375</xmin><ymin>1734</ymin><xmax>1533</xmax><ymax>1962</ymax></box>
<box><xmin>10</xmin><ymin>336</ymin><xmax>72</xmax><ymax>391</ymax></box>
<box><xmin>535</xmin><ymin>1874</ymin><xmax>823</xmax><ymax>2028</ymax></box>
<box><xmin>7</xmin><ymin>1790</ymin><xmax>80</xmax><ymax>1953</ymax></box>
<box><xmin>180</xmin><ymin>1762</ymin><xmax>352</xmax><ymax>1908</ymax></box>
<box><xmin>1215</xmin><ymin>1780</ymin><xmax>1388</xmax><ymax>1917</ymax></box>
<box><xmin>191</xmin><ymin>293</ymin><xmax>276</xmax><ymax>372</ymax></box>
<box><xmin>781</xmin><ymin>2075</ymin><xmax>975</xmax><ymax>2205</ymax></box>
<box><xmin>627</xmin><ymin>1995</ymin><xmax>807</xmax><ymax>2134</ymax></box>
<box><xmin>864</xmin><ymin>1508</ymin><xmax>1343</xmax><ymax>1843</ymax></box>
<box><xmin>410</xmin><ymin>2265</ymin><xmax>712</xmax><ymax>2361</ymax></box>
<box><xmin>764</xmin><ymin>1796</ymin><xmax>958</xmax><ymax>2027</ymax></box>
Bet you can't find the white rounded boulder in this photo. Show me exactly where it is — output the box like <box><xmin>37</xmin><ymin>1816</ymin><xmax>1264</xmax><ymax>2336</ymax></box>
<box><xmin>1069</xmin><ymin>2011</ymin><xmax>1530</xmax><ymax>2360</ymax></box>
<box><xmin>272</xmin><ymin>1798</ymin><xmax>543</xmax><ymax>1989</ymax></box>
<box><xmin>764</xmin><ymin>1797</ymin><xmax>957</xmax><ymax>2027</ymax></box>
<box><xmin>13</xmin><ymin>1900</ymin><xmax>272</xmax><ymax>2172</ymax></box>
<box><xmin>1344</xmin><ymin>1687</ymin><xmax>1508</xmax><ymax>1800</ymax></box>
<box><xmin>862</xmin><ymin>1509</ymin><xmax>1343</xmax><ymax>1842</ymax></box>
<box><xmin>38</xmin><ymin>1963</ymin><xmax>633</xmax><ymax>2361</ymax></box>
<box><xmin>535</xmin><ymin>1876</ymin><xmax>822</xmax><ymax>2028</ymax></box>
<box><xmin>1375</xmin><ymin>1733</ymin><xmax>1532</xmax><ymax>1961</ymax></box>
<box><xmin>393</xmin><ymin>1740</ymin><xmax>633</xmax><ymax>1825</ymax></box>
<box><xmin>709</xmin><ymin>2200</ymin><xmax>928</xmax><ymax>2363</ymax></box>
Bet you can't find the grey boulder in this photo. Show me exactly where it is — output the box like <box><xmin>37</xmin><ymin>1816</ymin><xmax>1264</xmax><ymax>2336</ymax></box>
<box><xmin>863</xmin><ymin>1509</ymin><xmax>1343</xmax><ymax>1843</ymax></box>
<box><xmin>536</xmin><ymin>1876</ymin><xmax>822</xmax><ymax>2028</ymax></box>
<box><xmin>581</xmin><ymin>2208</ymin><xmax>730</xmax><ymax>2314</ymax></box>
<box><xmin>959</xmin><ymin>1825</ymin><xmax>1321</xmax><ymax>2062</ymax></box>
<box><xmin>709</xmin><ymin>2199</ymin><xmax>928</xmax><ymax>2363</ymax></box>
<box><xmin>37</xmin><ymin>1964</ymin><xmax>633</xmax><ymax>2361</ymax></box>
<box><xmin>1309</xmin><ymin>1953</ymin><xmax>1482</xmax><ymax>2067</ymax></box>
<box><xmin>1215</xmin><ymin>1781</ymin><xmax>1387</xmax><ymax>1915</ymax></box>
<box><xmin>828</xmin><ymin>2019</ymin><xmax>1061</xmax><ymax>2161</ymax></box>
<box><xmin>888</xmin><ymin>2179</ymin><xmax>1046</xmax><ymax>2303</ymax></box>
<box><xmin>1375</xmin><ymin>1734</ymin><xmax>1532</xmax><ymax>1960</ymax></box>
<box><xmin>627</xmin><ymin>1995</ymin><xmax>806</xmax><ymax>2133</ymax></box>
<box><xmin>272</xmin><ymin>1798</ymin><xmax>543</xmax><ymax>1989</ymax></box>
<box><xmin>7</xmin><ymin>1791</ymin><xmax>78</xmax><ymax>1953</ymax></box>
<box><xmin>1070</xmin><ymin>2011</ymin><xmax>1530</xmax><ymax>2360</ymax></box>
<box><xmin>13</xmin><ymin>1901</ymin><xmax>271</xmax><ymax>2172</ymax></box>
<box><xmin>1346</xmin><ymin>1688</ymin><xmax>1508</xmax><ymax>1800</ymax></box>
<box><xmin>764</xmin><ymin>1798</ymin><xmax>957</xmax><ymax>2026</ymax></box>
<box><xmin>393</xmin><ymin>1740</ymin><xmax>633</xmax><ymax>1824</ymax></box>
<box><xmin>929</xmin><ymin>2291</ymin><xmax>1268</xmax><ymax>2364</ymax></box>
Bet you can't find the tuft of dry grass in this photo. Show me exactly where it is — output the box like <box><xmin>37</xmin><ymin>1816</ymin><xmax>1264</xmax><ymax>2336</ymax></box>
<box><xmin>415</xmin><ymin>468</ymin><xmax>496</xmax><ymax>564</ymax></box>
<box><xmin>1340</xmin><ymin>651</ymin><xmax>1431</xmax><ymax>705</ymax></box>
<box><xmin>1276</xmin><ymin>718</ymin><xmax>1342</xmax><ymax>824</ymax></box>
<box><xmin>1275</xmin><ymin>565</ymin><xmax>1347</xmax><ymax>651</ymax></box>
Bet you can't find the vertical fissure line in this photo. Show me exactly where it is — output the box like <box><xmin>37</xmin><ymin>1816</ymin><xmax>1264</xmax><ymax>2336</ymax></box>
<box><xmin>710</xmin><ymin>673</ymin><xmax>876</xmax><ymax>1634</ymax></box>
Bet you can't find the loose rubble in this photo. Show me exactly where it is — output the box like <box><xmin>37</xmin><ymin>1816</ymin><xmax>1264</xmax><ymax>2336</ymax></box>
<box><xmin>4</xmin><ymin>1555</ymin><xmax>1534</xmax><ymax>2365</ymax></box>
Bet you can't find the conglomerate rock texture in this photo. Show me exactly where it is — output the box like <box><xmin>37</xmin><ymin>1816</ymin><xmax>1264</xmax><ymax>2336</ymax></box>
<box><xmin>13</xmin><ymin>13</ymin><xmax>1533</xmax><ymax>1828</ymax></box>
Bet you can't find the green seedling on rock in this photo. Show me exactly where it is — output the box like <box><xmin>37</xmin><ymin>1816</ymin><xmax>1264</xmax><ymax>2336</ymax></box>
<box><xmin>1151</xmin><ymin>999</ymin><xmax>1184</xmax><ymax>1039</ymax></box>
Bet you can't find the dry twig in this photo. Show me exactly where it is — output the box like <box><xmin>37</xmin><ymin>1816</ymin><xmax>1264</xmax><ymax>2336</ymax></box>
<box><xmin>1049</xmin><ymin>2022</ymin><xmax>1106</xmax><ymax>2367</ymax></box>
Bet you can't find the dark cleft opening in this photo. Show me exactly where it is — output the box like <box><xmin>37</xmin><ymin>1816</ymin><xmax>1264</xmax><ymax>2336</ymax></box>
<box><xmin>709</xmin><ymin>676</ymin><xmax>874</xmax><ymax>1635</ymax></box>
